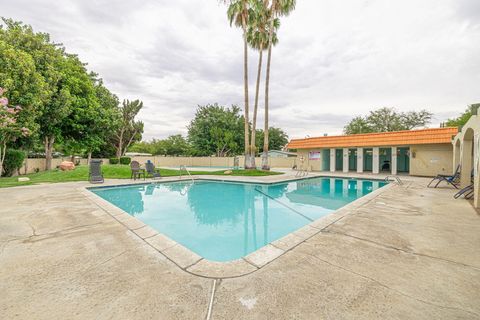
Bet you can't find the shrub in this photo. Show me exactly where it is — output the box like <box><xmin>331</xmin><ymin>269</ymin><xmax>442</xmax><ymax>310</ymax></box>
<box><xmin>3</xmin><ymin>149</ymin><xmax>26</xmax><ymax>177</ymax></box>
<box><xmin>109</xmin><ymin>157</ymin><xmax>119</xmax><ymax>165</ymax></box>
<box><xmin>119</xmin><ymin>157</ymin><xmax>131</xmax><ymax>165</ymax></box>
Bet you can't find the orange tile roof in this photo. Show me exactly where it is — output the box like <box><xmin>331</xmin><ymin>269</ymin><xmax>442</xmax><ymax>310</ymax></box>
<box><xmin>287</xmin><ymin>127</ymin><xmax>458</xmax><ymax>149</ymax></box>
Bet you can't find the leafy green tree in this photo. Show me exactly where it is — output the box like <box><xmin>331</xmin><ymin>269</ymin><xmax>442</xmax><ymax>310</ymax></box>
<box><xmin>130</xmin><ymin>135</ymin><xmax>191</xmax><ymax>156</ymax></box>
<box><xmin>0</xmin><ymin>88</ymin><xmax>31</xmax><ymax>176</ymax></box>
<box><xmin>59</xmin><ymin>57</ymin><xmax>103</xmax><ymax>159</ymax></box>
<box><xmin>344</xmin><ymin>107</ymin><xmax>433</xmax><ymax>134</ymax></box>
<box><xmin>62</xmin><ymin>77</ymin><xmax>120</xmax><ymax>162</ymax></box>
<box><xmin>445</xmin><ymin>103</ymin><xmax>480</xmax><ymax>127</ymax></box>
<box><xmin>255</xmin><ymin>127</ymin><xmax>288</xmax><ymax>153</ymax></box>
<box><xmin>111</xmin><ymin>99</ymin><xmax>144</xmax><ymax>158</ymax></box>
<box><xmin>161</xmin><ymin>135</ymin><xmax>190</xmax><ymax>156</ymax></box>
<box><xmin>1</xmin><ymin>19</ymin><xmax>125</xmax><ymax>168</ymax></box>
<box><xmin>187</xmin><ymin>103</ymin><xmax>244</xmax><ymax>156</ymax></box>
<box><xmin>262</xmin><ymin>0</ymin><xmax>296</xmax><ymax>169</ymax></box>
<box><xmin>0</xmin><ymin>19</ymin><xmax>47</xmax><ymax>159</ymax></box>
<box><xmin>128</xmin><ymin>140</ymin><xmax>156</xmax><ymax>155</ymax></box>
<box><xmin>88</xmin><ymin>79</ymin><xmax>120</xmax><ymax>159</ymax></box>
<box><xmin>0</xmin><ymin>19</ymin><xmax>80</xmax><ymax>169</ymax></box>
<box><xmin>0</xmin><ymin>34</ymin><xmax>46</xmax><ymax>114</ymax></box>
<box><xmin>343</xmin><ymin>116</ymin><xmax>373</xmax><ymax>134</ymax></box>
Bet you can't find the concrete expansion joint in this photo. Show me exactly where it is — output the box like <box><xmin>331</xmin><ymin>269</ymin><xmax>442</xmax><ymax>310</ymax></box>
<box><xmin>325</xmin><ymin>230</ymin><xmax>480</xmax><ymax>271</ymax></box>
<box><xmin>80</xmin><ymin>250</ymin><xmax>128</xmax><ymax>275</ymax></box>
<box><xmin>241</xmin><ymin>257</ymin><xmax>261</xmax><ymax>270</ymax></box>
<box><xmin>183</xmin><ymin>257</ymin><xmax>203</xmax><ymax>271</ymax></box>
<box><xmin>205</xmin><ymin>279</ymin><xmax>219</xmax><ymax>320</ymax></box>
<box><xmin>141</xmin><ymin>233</ymin><xmax>157</xmax><ymax>240</ymax></box>
<box><xmin>300</xmin><ymin>250</ymin><xmax>480</xmax><ymax>318</ymax></box>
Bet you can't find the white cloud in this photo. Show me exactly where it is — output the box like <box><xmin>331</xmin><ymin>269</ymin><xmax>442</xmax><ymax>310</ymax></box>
<box><xmin>2</xmin><ymin>0</ymin><xmax>479</xmax><ymax>140</ymax></box>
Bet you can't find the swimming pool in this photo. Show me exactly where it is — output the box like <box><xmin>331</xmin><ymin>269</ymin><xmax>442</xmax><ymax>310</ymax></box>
<box><xmin>91</xmin><ymin>177</ymin><xmax>386</xmax><ymax>262</ymax></box>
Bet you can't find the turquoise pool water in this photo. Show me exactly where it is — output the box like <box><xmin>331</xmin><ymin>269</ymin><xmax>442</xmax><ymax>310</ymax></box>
<box><xmin>91</xmin><ymin>177</ymin><xmax>386</xmax><ymax>262</ymax></box>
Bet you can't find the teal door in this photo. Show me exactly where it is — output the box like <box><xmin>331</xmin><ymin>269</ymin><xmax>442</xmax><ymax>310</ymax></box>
<box><xmin>348</xmin><ymin>149</ymin><xmax>357</xmax><ymax>171</ymax></box>
<box><xmin>363</xmin><ymin>149</ymin><xmax>373</xmax><ymax>171</ymax></box>
<box><xmin>335</xmin><ymin>149</ymin><xmax>343</xmax><ymax>171</ymax></box>
<box><xmin>322</xmin><ymin>149</ymin><xmax>330</xmax><ymax>171</ymax></box>
<box><xmin>397</xmin><ymin>147</ymin><xmax>410</xmax><ymax>173</ymax></box>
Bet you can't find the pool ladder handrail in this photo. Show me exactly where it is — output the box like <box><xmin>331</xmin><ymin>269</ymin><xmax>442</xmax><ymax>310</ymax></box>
<box><xmin>295</xmin><ymin>166</ymin><xmax>308</xmax><ymax>177</ymax></box>
<box><xmin>179</xmin><ymin>165</ymin><xmax>194</xmax><ymax>183</ymax></box>
<box><xmin>385</xmin><ymin>175</ymin><xmax>403</xmax><ymax>185</ymax></box>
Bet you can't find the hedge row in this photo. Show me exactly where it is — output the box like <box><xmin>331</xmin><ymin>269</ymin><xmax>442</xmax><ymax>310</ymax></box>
<box><xmin>109</xmin><ymin>157</ymin><xmax>131</xmax><ymax>165</ymax></box>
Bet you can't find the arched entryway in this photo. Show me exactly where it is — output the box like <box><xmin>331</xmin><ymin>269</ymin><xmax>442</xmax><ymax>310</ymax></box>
<box><xmin>453</xmin><ymin>138</ymin><xmax>461</xmax><ymax>170</ymax></box>
<box><xmin>460</xmin><ymin>128</ymin><xmax>474</xmax><ymax>188</ymax></box>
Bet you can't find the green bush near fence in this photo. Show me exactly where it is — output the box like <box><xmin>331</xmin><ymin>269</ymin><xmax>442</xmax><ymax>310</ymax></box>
<box><xmin>109</xmin><ymin>158</ymin><xmax>119</xmax><ymax>164</ymax></box>
<box><xmin>2</xmin><ymin>150</ymin><xmax>26</xmax><ymax>177</ymax></box>
<box><xmin>119</xmin><ymin>157</ymin><xmax>131</xmax><ymax>165</ymax></box>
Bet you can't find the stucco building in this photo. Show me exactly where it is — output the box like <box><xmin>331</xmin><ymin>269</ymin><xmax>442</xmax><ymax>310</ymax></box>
<box><xmin>452</xmin><ymin>111</ymin><xmax>480</xmax><ymax>208</ymax></box>
<box><xmin>287</xmin><ymin>127</ymin><xmax>458</xmax><ymax>177</ymax></box>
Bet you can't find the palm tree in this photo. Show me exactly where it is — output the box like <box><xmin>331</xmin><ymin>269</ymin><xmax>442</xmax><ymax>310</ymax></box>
<box><xmin>225</xmin><ymin>0</ymin><xmax>254</xmax><ymax>169</ymax></box>
<box><xmin>262</xmin><ymin>0</ymin><xmax>295</xmax><ymax>170</ymax></box>
<box><xmin>247</xmin><ymin>0</ymin><xmax>269</xmax><ymax>165</ymax></box>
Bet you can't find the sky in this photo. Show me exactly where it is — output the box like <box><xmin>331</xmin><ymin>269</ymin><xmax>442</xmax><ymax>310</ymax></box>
<box><xmin>2</xmin><ymin>0</ymin><xmax>480</xmax><ymax>140</ymax></box>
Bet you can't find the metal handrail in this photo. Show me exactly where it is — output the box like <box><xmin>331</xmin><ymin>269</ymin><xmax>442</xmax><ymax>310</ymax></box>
<box><xmin>295</xmin><ymin>167</ymin><xmax>308</xmax><ymax>177</ymax></box>
<box><xmin>385</xmin><ymin>175</ymin><xmax>403</xmax><ymax>185</ymax></box>
<box><xmin>179</xmin><ymin>165</ymin><xmax>194</xmax><ymax>183</ymax></box>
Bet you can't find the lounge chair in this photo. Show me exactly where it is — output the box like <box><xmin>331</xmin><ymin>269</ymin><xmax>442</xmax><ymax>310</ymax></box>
<box><xmin>454</xmin><ymin>184</ymin><xmax>474</xmax><ymax>199</ymax></box>
<box><xmin>427</xmin><ymin>165</ymin><xmax>461</xmax><ymax>189</ymax></box>
<box><xmin>145</xmin><ymin>162</ymin><xmax>161</xmax><ymax>179</ymax></box>
<box><xmin>89</xmin><ymin>159</ymin><xmax>104</xmax><ymax>184</ymax></box>
<box><xmin>130</xmin><ymin>161</ymin><xmax>145</xmax><ymax>180</ymax></box>
<box><xmin>381</xmin><ymin>161</ymin><xmax>390</xmax><ymax>171</ymax></box>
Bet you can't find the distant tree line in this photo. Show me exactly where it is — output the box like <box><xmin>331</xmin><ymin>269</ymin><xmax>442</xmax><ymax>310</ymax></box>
<box><xmin>343</xmin><ymin>107</ymin><xmax>433</xmax><ymax>134</ymax></box>
<box><xmin>344</xmin><ymin>105</ymin><xmax>480</xmax><ymax>135</ymax></box>
<box><xmin>445</xmin><ymin>103</ymin><xmax>480</xmax><ymax>127</ymax></box>
<box><xmin>129</xmin><ymin>103</ymin><xmax>289</xmax><ymax>157</ymax></box>
<box><xmin>0</xmin><ymin>18</ymin><xmax>144</xmax><ymax>173</ymax></box>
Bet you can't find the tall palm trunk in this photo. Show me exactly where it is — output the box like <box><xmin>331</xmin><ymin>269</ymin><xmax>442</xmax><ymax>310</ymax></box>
<box><xmin>250</xmin><ymin>43</ymin><xmax>264</xmax><ymax>168</ymax></box>
<box><xmin>262</xmin><ymin>44</ymin><xmax>272</xmax><ymax>170</ymax></box>
<box><xmin>241</xmin><ymin>11</ymin><xmax>253</xmax><ymax>169</ymax></box>
<box><xmin>262</xmin><ymin>0</ymin><xmax>276</xmax><ymax>170</ymax></box>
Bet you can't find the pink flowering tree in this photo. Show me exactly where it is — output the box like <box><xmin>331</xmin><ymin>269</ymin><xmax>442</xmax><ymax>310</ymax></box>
<box><xmin>0</xmin><ymin>88</ymin><xmax>30</xmax><ymax>177</ymax></box>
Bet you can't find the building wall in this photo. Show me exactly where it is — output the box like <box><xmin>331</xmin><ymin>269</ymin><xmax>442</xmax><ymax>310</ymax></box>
<box><xmin>296</xmin><ymin>150</ymin><xmax>321</xmax><ymax>171</ymax></box>
<box><xmin>18</xmin><ymin>158</ymin><xmax>110</xmax><ymax>175</ymax></box>
<box><xmin>267</xmin><ymin>152</ymin><xmax>289</xmax><ymax>158</ymax></box>
<box><xmin>410</xmin><ymin>144</ymin><xmax>453</xmax><ymax>177</ymax></box>
<box><xmin>130</xmin><ymin>156</ymin><xmax>298</xmax><ymax>169</ymax></box>
<box><xmin>14</xmin><ymin>156</ymin><xmax>298</xmax><ymax>176</ymax></box>
<box><xmin>452</xmin><ymin>112</ymin><xmax>480</xmax><ymax>208</ymax></box>
<box><xmin>295</xmin><ymin>144</ymin><xmax>453</xmax><ymax>177</ymax></box>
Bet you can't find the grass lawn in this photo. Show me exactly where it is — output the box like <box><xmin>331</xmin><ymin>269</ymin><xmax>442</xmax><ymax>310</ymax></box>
<box><xmin>0</xmin><ymin>165</ymin><xmax>283</xmax><ymax>188</ymax></box>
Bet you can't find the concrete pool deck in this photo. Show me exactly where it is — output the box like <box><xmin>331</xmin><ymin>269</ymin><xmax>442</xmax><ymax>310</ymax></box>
<box><xmin>1</xmin><ymin>172</ymin><xmax>479</xmax><ymax>319</ymax></box>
